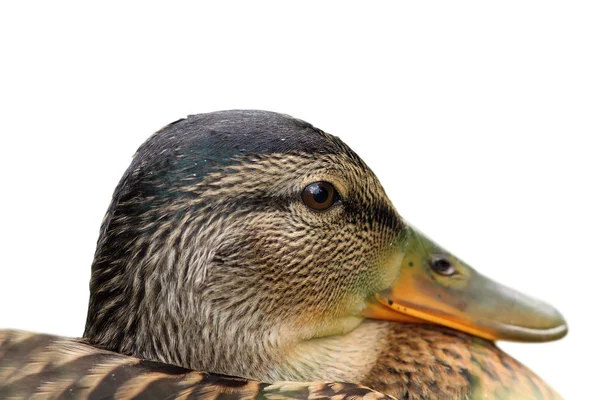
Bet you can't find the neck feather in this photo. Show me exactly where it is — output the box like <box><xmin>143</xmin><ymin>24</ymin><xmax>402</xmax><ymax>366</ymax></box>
<box><xmin>266</xmin><ymin>320</ymin><xmax>391</xmax><ymax>383</ymax></box>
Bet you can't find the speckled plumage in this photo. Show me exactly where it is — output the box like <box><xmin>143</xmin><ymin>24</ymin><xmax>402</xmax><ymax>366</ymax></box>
<box><xmin>0</xmin><ymin>330</ymin><xmax>393</xmax><ymax>400</ymax></box>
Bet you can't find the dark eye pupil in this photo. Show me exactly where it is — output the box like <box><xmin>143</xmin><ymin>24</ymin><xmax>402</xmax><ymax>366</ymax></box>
<box><xmin>301</xmin><ymin>181</ymin><xmax>338</xmax><ymax>211</ymax></box>
<box><xmin>312</xmin><ymin>185</ymin><xmax>329</xmax><ymax>203</ymax></box>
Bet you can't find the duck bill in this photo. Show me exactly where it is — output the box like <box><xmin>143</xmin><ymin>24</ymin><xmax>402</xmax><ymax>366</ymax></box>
<box><xmin>363</xmin><ymin>225</ymin><xmax>568</xmax><ymax>342</ymax></box>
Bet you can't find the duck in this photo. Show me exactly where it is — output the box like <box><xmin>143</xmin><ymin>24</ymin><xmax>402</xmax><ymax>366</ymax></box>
<box><xmin>0</xmin><ymin>110</ymin><xmax>567</xmax><ymax>400</ymax></box>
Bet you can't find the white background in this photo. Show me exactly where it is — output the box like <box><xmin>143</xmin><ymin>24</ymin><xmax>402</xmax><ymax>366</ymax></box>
<box><xmin>1</xmin><ymin>2</ymin><xmax>598</xmax><ymax>398</ymax></box>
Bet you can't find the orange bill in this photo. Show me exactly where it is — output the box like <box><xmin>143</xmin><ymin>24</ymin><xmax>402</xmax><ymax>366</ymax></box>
<box><xmin>362</xmin><ymin>225</ymin><xmax>568</xmax><ymax>342</ymax></box>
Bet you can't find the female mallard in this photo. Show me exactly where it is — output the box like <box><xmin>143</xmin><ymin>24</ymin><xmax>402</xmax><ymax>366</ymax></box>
<box><xmin>0</xmin><ymin>110</ymin><xmax>567</xmax><ymax>399</ymax></box>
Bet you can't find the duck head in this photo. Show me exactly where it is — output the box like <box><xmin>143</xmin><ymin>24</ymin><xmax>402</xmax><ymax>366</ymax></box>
<box><xmin>84</xmin><ymin>110</ymin><xmax>566</xmax><ymax>381</ymax></box>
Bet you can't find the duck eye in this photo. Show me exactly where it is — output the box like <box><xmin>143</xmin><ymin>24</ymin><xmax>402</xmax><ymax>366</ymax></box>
<box><xmin>301</xmin><ymin>181</ymin><xmax>338</xmax><ymax>211</ymax></box>
<box><xmin>429</xmin><ymin>256</ymin><xmax>456</xmax><ymax>276</ymax></box>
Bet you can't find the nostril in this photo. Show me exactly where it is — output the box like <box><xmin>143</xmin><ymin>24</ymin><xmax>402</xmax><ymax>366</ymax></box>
<box><xmin>430</xmin><ymin>256</ymin><xmax>456</xmax><ymax>276</ymax></box>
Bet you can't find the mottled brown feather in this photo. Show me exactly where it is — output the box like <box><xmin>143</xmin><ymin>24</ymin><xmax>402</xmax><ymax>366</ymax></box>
<box><xmin>0</xmin><ymin>330</ymin><xmax>395</xmax><ymax>400</ymax></box>
<box><xmin>363</xmin><ymin>324</ymin><xmax>562</xmax><ymax>400</ymax></box>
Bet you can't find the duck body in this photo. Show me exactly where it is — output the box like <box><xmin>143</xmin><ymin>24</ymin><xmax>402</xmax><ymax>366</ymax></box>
<box><xmin>0</xmin><ymin>111</ymin><xmax>566</xmax><ymax>399</ymax></box>
<box><xmin>0</xmin><ymin>326</ymin><xmax>559</xmax><ymax>400</ymax></box>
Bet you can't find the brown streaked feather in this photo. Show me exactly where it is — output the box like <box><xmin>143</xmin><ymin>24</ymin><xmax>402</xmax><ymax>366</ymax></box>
<box><xmin>0</xmin><ymin>330</ymin><xmax>395</xmax><ymax>400</ymax></box>
<box><xmin>363</xmin><ymin>324</ymin><xmax>562</xmax><ymax>400</ymax></box>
